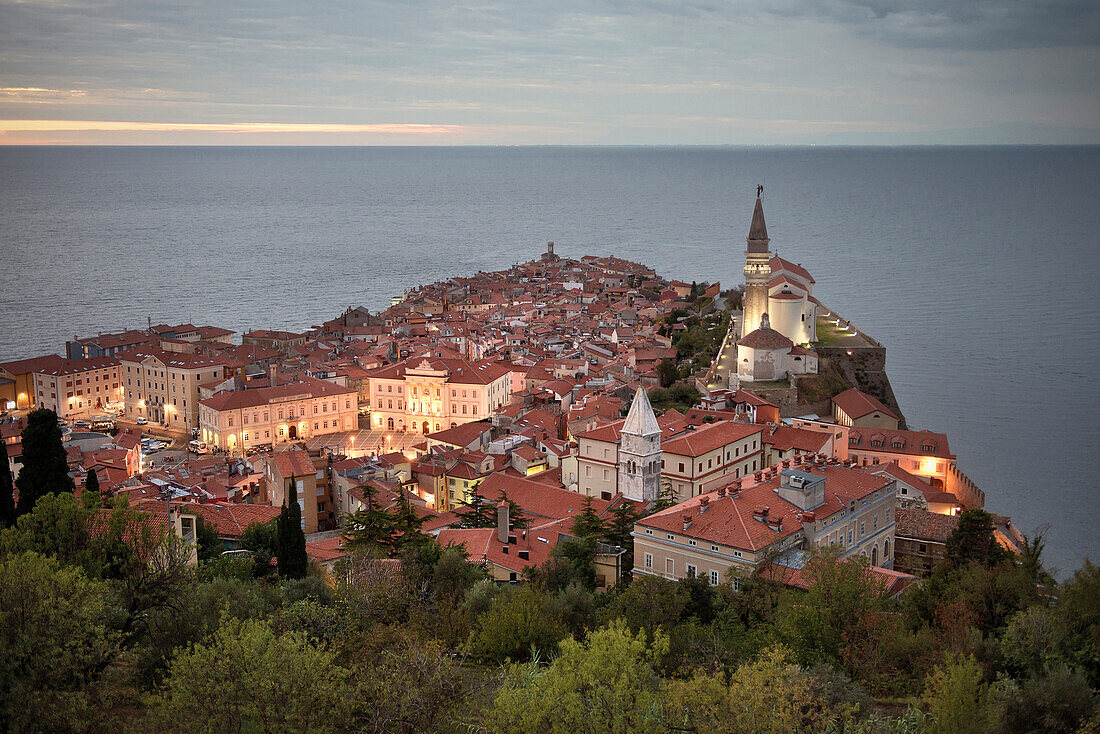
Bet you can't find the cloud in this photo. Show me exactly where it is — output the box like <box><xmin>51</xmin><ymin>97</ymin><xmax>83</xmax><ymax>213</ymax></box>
<box><xmin>0</xmin><ymin>120</ymin><xmax>460</xmax><ymax>134</ymax></box>
<box><xmin>0</xmin><ymin>0</ymin><xmax>1096</xmax><ymax>143</ymax></box>
<box><xmin>763</xmin><ymin>0</ymin><xmax>1100</xmax><ymax>50</ymax></box>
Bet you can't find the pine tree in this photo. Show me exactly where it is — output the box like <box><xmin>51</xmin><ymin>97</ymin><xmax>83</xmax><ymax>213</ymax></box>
<box><xmin>0</xmin><ymin>439</ymin><xmax>14</xmax><ymax>528</ymax></box>
<box><xmin>82</xmin><ymin>468</ymin><xmax>102</xmax><ymax>509</ymax></box>
<box><xmin>607</xmin><ymin>501</ymin><xmax>639</xmax><ymax>549</ymax></box>
<box><xmin>15</xmin><ymin>408</ymin><xmax>73</xmax><ymax>517</ymax></box>
<box><xmin>571</xmin><ymin>495</ymin><xmax>606</xmax><ymax>541</ymax></box>
<box><xmin>343</xmin><ymin>483</ymin><xmax>399</xmax><ymax>553</ymax></box>
<box><xmin>276</xmin><ymin>477</ymin><xmax>308</xmax><ymax>579</ymax></box>
<box><xmin>454</xmin><ymin>485</ymin><xmax>497</xmax><ymax>529</ymax></box>
<box><xmin>607</xmin><ymin>501</ymin><xmax>640</xmax><ymax>583</ymax></box>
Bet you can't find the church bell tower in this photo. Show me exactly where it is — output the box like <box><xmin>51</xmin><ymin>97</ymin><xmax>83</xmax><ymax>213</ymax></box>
<box><xmin>742</xmin><ymin>187</ymin><xmax>773</xmax><ymax>338</ymax></box>
<box><xmin>619</xmin><ymin>387</ymin><xmax>661</xmax><ymax>503</ymax></box>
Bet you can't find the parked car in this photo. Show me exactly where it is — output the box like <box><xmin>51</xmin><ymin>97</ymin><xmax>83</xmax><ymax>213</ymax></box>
<box><xmin>188</xmin><ymin>440</ymin><xmax>209</xmax><ymax>454</ymax></box>
<box><xmin>135</xmin><ymin>417</ymin><xmax>148</xmax><ymax>425</ymax></box>
<box><xmin>74</xmin><ymin>420</ymin><xmax>91</xmax><ymax>430</ymax></box>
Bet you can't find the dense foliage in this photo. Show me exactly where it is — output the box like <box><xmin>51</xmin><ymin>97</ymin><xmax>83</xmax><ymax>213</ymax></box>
<box><xmin>0</xmin><ymin>485</ymin><xmax>1097</xmax><ymax>733</ymax></box>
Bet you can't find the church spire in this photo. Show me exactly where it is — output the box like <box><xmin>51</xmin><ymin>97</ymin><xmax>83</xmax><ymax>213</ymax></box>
<box><xmin>747</xmin><ymin>194</ymin><xmax>770</xmax><ymax>253</ymax></box>
<box><xmin>622</xmin><ymin>386</ymin><xmax>660</xmax><ymax>437</ymax></box>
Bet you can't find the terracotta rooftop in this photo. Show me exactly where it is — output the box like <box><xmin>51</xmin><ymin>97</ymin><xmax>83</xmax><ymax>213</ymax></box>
<box><xmin>895</xmin><ymin>507</ymin><xmax>959</xmax><ymax>544</ymax></box>
<box><xmin>832</xmin><ymin>387</ymin><xmax>898</xmax><ymax>420</ymax></box>
<box><xmin>661</xmin><ymin>420</ymin><xmax>764</xmax><ymax>458</ymax></box>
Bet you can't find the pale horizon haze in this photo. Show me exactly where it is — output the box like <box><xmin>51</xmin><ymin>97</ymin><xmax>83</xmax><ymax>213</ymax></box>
<box><xmin>1</xmin><ymin>0</ymin><xmax>1098</xmax><ymax>146</ymax></box>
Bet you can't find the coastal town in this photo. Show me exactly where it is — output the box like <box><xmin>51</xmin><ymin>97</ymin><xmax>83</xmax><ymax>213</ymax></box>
<box><xmin>0</xmin><ymin>192</ymin><xmax>1022</xmax><ymax>589</ymax></box>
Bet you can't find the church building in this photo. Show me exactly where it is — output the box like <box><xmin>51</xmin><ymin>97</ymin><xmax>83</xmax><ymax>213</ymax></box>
<box><xmin>739</xmin><ymin>191</ymin><xmax>817</xmax><ymax>346</ymax></box>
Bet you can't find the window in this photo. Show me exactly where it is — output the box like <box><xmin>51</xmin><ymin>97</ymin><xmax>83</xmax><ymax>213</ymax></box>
<box><xmin>688</xmin><ymin>540</ymin><xmax>697</xmax><ymax>547</ymax></box>
<box><xmin>733</xmin><ymin>550</ymin><xmax>742</xmax><ymax>558</ymax></box>
<box><xmin>860</xmin><ymin>522</ymin><xmax>865</xmax><ymax>537</ymax></box>
<box><xmin>665</xmin><ymin>558</ymin><xmax>674</xmax><ymax>575</ymax></box>
<box><xmin>678</xmin><ymin>462</ymin><xmax>685</xmax><ymax>472</ymax></box>
<box><xmin>711</xmin><ymin>544</ymin><xmax>719</xmax><ymax>552</ymax></box>
<box><xmin>732</xmin><ymin>577</ymin><xmax>742</xmax><ymax>591</ymax></box>
<box><xmin>645</xmin><ymin>528</ymin><xmax>653</xmax><ymax>535</ymax></box>
<box><xmin>710</xmin><ymin>570</ymin><xmax>719</xmax><ymax>585</ymax></box>
<box><xmin>686</xmin><ymin>564</ymin><xmax>697</xmax><ymax>578</ymax></box>
<box><xmin>666</xmin><ymin>533</ymin><xmax>674</xmax><ymax>540</ymax></box>
<box><xmin>644</xmin><ymin>553</ymin><xmax>653</xmax><ymax>569</ymax></box>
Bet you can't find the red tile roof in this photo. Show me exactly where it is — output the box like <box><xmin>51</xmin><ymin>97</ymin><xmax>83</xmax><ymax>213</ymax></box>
<box><xmin>268</xmin><ymin>449</ymin><xmax>317</xmax><ymax>479</ymax></box>
<box><xmin>832</xmin><ymin>388</ymin><xmax>898</xmax><ymax>421</ymax></box>
<box><xmin>200</xmin><ymin>375</ymin><xmax>354</xmax><ymax>411</ymax></box>
<box><xmin>661</xmin><ymin>420</ymin><xmax>764</xmax><ymax>458</ymax></box>
<box><xmin>638</xmin><ymin>465</ymin><xmax>892</xmax><ymax>552</ymax></box>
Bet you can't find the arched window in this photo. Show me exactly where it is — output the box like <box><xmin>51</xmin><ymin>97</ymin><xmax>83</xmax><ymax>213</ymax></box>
<box><xmin>387</xmin><ymin>417</ymin><xmax>394</xmax><ymax>430</ymax></box>
<box><xmin>884</xmin><ymin>539</ymin><xmax>890</xmax><ymax>560</ymax></box>
<box><xmin>871</xmin><ymin>546</ymin><xmax>879</xmax><ymax>567</ymax></box>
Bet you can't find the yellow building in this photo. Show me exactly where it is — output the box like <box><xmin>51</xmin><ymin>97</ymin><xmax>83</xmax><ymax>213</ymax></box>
<box><xmin>198</xmin><ymin>376</ymin><xmax>358</xmax><ymax>451</ymax></box>
<box><xmin>366</xmin><ymin>356</ymin><xmax>512</xmax><ymax>435</ymax></box>
<box><xmin>118</xmin><ymin>347</ymin><xmax>229</xmax><ymax>432</ymax></box>
<box><xmin>32</xmin><ymin>357</ymin><xmax>123</xmax><ymax>420</ymax></box>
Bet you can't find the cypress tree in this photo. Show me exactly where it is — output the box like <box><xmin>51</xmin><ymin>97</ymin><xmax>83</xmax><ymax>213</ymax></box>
<box><xmin>276</xmin><ymin>477</ymin><xmax>308</xmax><ymax>579</ymax></box>
<box><xmin>82</xmin><ymin>467</ymin><xmax>102</xmax><ymax>509</ymax></box>
<box><xmin>0</xmin><ymin>439</ymin><xmax>14</xmax><ymax>528</ymax></box>
<box><xmin>15</xmin><ymin>408</ymin><xmax>73</xmax><ymax>517</ymax></box>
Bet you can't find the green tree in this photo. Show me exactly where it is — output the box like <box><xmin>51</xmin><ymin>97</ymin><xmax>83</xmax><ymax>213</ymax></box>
<box><xmin>277</xmin><ymin>478</ymin><xmax>308</xmax><ymax>579</ymax></box>
<box><xmin>602</xmin><ymin>573</ymin><xmax>690</xmax><ymax>638</ymax></box>
<box><xmin>194</xmin><ymin>514</ymin><xmax>222</xmax><ymax>563</ymax></box>
<box><xmin>570</xmin><ymin>495</ymin><xmax>605</xmax><ymax>541</ymax></box>
<box><xmin>89</xmin><ymin>499</ymin><xmax>195</xmax><ymax>640</ymax></box>
<box><xmin>607</xmin><ymin>501</ymin><xmax>640</xmax><ymax>582</ymax></box>
<box><xmin>465</xmin><ymin>586</ymin><xmax>566</xmax><ymax>663</ymax></box>
<box><xmin>15</xmin><ymin>408</ymin><xmax>73</xmax><ymax>516</ymax></box>
<box><xmin>1056</xmin><ymin>560</ymin><xmax>1100</xmax><ymax>687</ymax></box>
<box><xmin>997</xmin><ymin>664</ymin><xmax>1097</xmax><ymax>734</ymax></box>
<box><xmin>432</xmin><ymin>544</ymin><xmax>485</xmax><ymax>605</ymax></box>
<box><xmin>781</xmin><ymin>549</ymin><xmax>888</xmax><ymax>668</ymax></box>
<box><xmin>921</xmin><ymin>654</ymin><xmax>999</xmax><ymax>734</ymax></box>
<box><xmin>82</xmin><ymin>467</ymin><xmax>101</xmax><ymax>509</ymax></box>
<box><xmin>0</xmin><ymin>438</ymin><xmax>15</xmax><ymax>527</ymax></box>
<box><xmin>487</xmin><ymin>620</ymin><xmax>668</xmax><ymax>734</ymax></box>
<box><xmin>0</xmin><ymin>491</ymin><xmax>94</xmax><ymax>571</ymax></box>
<box><xmin>946</xmin><ymin>509</ymin><xmax>1008</xmax><ymax>568</ymax></box>
<box><xmin>453</xmin><ymin>485</ymin><xmax>496</xmax><ymax>528</ymax></box>
<box><xmin>346</xmin><ymin>636</ymin><xmax>482</xmax><ymax>734</ymax></box>
<box><xmin>343</xmin><ymin>483</ymin><xmax>399</xmax><ymax>553</ymax></box>
<box><xmin>656</xmin><ymin>359</ymin><xmax>679</xmax><ymax>388</ymax></box>
<box><xmin>240</xmin><ymin>518</ymin><xmax>278</xmax><ymax>577</ymax></box>
<box><xmin>0</xmin><ymin>552</ymin><xmax>120</xmax><ymax>733</ymax></box>
<box><xmin>146</xmin><ymin>617</ymin><xmax>351</xmax><ymax>734</ymax></box>
<box><xmin>665</xmin><ymin>646</ymin><xmax>833</xmax><ymax>734</ymax></box>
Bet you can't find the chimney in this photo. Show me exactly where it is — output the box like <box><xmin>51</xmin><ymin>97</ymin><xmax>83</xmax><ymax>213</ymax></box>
<box><xmin>699</xmin><ymin>496</ymin><xmax>710</xmax><ymax>512</ymax></box>
<box><xmin>269</xmin><ymin>363</ymin><xmax>277</xmax><ymax>385</ymax></box>
<box><xmin>497</xmin><ymin>501</ymin><xmax>510</xmax><ymax>544</ymax></box>
<box><xmin>682</xmin><ymin>512</ymin><xmax>693</xmax><ymax>531</ymax></box>
<box><xmin>717</xmin><ymin>486</ymin><xmax>726</xmax><ymax>498</ymax></box>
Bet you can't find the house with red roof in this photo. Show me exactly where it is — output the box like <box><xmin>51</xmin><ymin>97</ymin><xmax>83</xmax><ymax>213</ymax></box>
<box><xmin>634</xmin><ymin>461</ymin><xmax>898</xmax><ymax>586</ymax></box>
<box><xmin>832</xmin><ymin>387</ymin><xmax>900</xmax><ymax>430</ymax></box>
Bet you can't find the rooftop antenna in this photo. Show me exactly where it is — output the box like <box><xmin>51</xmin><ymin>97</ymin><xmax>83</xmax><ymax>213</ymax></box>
<box><xmin>756</xmin><ymin>183</ymin><xmax>763</xmax><ymax>199</ymax></box>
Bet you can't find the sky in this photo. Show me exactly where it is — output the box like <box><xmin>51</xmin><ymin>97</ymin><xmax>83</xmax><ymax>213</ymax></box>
<box><xmin>1</xmin><ymin>0</ymin><xmax>1098</xmax><ymax>145</ymax></box>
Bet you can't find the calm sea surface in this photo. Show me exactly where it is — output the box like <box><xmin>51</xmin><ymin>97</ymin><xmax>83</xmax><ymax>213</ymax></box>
<box><xmin>1</xmin><ymin>146</ymin><xmax>1097</xmax><ymax>575</ymax></box>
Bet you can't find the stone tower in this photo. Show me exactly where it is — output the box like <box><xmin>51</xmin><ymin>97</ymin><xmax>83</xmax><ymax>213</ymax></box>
<box><xmin>619</xmin><ymin>387</ymin><xmax>662</xmax><ymax>502</ymax></box>
<box><xmin>742</xmin><ymin>193</ymin><xmax>774</xmax><ymax>338</ymax></box>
